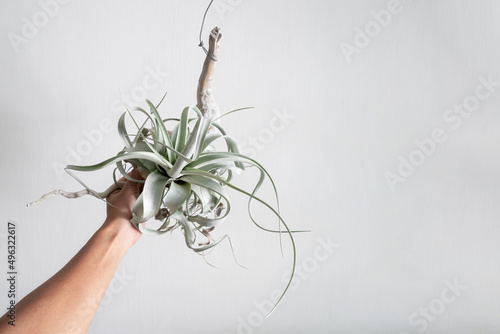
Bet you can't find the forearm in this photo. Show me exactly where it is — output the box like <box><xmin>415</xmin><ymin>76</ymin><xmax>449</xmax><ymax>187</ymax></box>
<box><xmin>0</xmin><ymin>219</ymin><xmax>134</xmax><ymax>333</ymax></box>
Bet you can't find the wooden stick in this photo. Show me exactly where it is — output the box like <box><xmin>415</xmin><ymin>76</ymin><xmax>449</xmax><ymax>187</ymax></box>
<box><xmin>197</xmin><ymin>27</ymin><xmax>222</xmax><ymax>121</ymax></box>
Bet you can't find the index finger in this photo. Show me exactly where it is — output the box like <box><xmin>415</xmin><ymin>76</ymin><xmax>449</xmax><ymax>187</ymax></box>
<box><xmin>117</xmin><ymin>168</ymin><xmax>145</xmax><ymax>184</ymax></box>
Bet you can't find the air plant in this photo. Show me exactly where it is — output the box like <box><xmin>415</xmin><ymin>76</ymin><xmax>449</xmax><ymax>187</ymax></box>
<box><xmin>28</xmin><ymin>27</ymin><xmax>301</xmax><ymax>317</ymax></box>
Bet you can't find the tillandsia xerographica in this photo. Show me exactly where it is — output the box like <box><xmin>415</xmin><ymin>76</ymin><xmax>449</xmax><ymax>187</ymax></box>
<box><xmin>28</xmin><ymin>27</ymin><xmax>303</xmax><ymax>316</ymax></box>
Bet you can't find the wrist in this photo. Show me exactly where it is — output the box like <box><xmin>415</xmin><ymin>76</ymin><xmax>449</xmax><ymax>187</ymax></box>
<box><xmin>100</xmin><ymin>217</ymin><xmax>142</xmax><ymax>250</ymax></box>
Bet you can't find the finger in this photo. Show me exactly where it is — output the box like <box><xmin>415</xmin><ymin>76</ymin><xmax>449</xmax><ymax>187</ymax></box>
<box><xmin>130</xmin><ymin>168</ymin><xmax>144</xmax><ymax>179</ymax></box>
<box><xmin>125</xmin><ymin>168</ymin><xmax>143</xmax><ymax>182</ymax></box>
<box><xmin>118</xmin><ymin>168</ymin><xmax>143</xmax><ymax>183</ymax></box>
<box><xmin>122</xmin><ymin>169</ymin><xmax>144</xmax><ymax>194</ymax></box>
<box><xmin>106</xmin><ymin>186</ymin><xmax>121</xmax><ymax>200</ymax></box>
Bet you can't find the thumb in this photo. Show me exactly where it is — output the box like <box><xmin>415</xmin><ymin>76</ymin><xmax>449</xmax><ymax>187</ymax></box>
<box><xmin>121</xmin><ymin>169</ymin><xmax>144</xmax><ymax>197</ymax></box>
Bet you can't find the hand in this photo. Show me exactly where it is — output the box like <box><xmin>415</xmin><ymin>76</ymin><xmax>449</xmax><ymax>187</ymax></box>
<box><xmin>102</xmin><ymin>168</ymin><xmax>144</xmax><ymax>247</ymax></box>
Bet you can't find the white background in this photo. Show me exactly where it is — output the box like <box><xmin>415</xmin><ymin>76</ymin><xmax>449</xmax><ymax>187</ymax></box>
<box><xmin>1</xmin><ymin>0</ymin><xmax>500</xmax><ymax>333</ymax></box>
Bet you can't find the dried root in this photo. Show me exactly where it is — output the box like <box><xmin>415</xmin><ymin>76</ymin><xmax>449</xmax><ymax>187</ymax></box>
<box><xmin>27</xmin><ymin>182</ymin><xmax>125</xmax><ymax>207</ymax></box>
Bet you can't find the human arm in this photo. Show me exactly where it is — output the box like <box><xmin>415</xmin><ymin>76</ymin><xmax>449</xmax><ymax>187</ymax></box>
<box><xmin>0</xmin><ymin>169</ymin><xmax>144</xmax><ymax>333</ymax></box>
